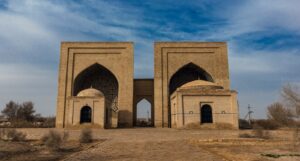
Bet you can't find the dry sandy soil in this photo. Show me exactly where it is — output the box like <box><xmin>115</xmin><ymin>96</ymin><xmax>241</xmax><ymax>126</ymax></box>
<box><xmin>0</xmin><ymin>128</ymin><xmax>299</xmax><ymax>161</ymax></box>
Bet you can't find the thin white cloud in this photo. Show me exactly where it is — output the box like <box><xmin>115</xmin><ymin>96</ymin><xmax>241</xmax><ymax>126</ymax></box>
<box><xmin>208</xmin><ymin>0</ymin><xmax>300</xmax><ymax>39</ymax></box>
<box><xmin>229</xmin><ymin>50</ymin><xmax>300</xmax><ymax>74</ymax></box>
<box><xmin>0</xmin><ymin>63</ymin><xmax>55</xmax><ymax>84</ymax></box>
<box><xmin>0</xmin><ymin>12</ymin><xmax>58</xmax><ymax>61</ymax></box>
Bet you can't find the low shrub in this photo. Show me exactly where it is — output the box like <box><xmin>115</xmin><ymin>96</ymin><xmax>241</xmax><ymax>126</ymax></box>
<box><xmin>6</xmin><ymin>129</ymin><xmax>26</xmax><ymax>141</ymax></box>
<box><xmin>239</xmin><ymin>119</ymin><xmax>252</xmax><ymax>129</ymax></box>
<box><xmin>0</xmin><ymin>128</ymin><xmax>5</xmax><ymax>140</ymax></box>
<box><xmin>215</xmin><ymin>123</ymin><xmax>234</xmax><ymax>129</ymax></box>
<box><xmin>10</xmin><ymin>120</ymin><xmax>34</xmax><ymax>128</ymax></box>
<box><xmin>40</xmin><ymin>117</ymin><xmax>56</xmax><ymax>128</ymax></box>
<box><xmin>239</xmin><ymin>127</ymin><xmax>271</xmax><ymax>139</ymax></box>
<box><xmin>80</xmin><ymin>128</ymin><xmax>93</xmax><ymax>143</ymax></box>
<box><xmin>184</xmin><ymin>123</ymin><xmax>202</xmax><ymax>129</ymax></box>
<box><xmin>41</xmin><ymin>130</ymin><xmax>62</xmax><ymax>150</ymax></box>
<box><xmin>253</xmin><ymin>119</ymin><xmax>280</xmax><ymax>130</ymax></box>
<box><xmin>183</xmin><ymin>123</ymin><xmax>234</xmax><ymax>130</ymax></box>
<box><xmin>62</xmin><ymin>130</ymin><xmax>69</xmax><ymax>142</ymax></box>
<box><xmin>252</xmin><ymin>127</ymin><xmax>271</xmax><ymax>139</ymax></box>
<box><xmin>239</xmin><ymin>133</ymin><xmax>254</xmax><ymax>138</ymax></box>
<box><xmin>0</xmin><ymin>117</ymin><xmax>56</xmax><ymax>128</ymax></box>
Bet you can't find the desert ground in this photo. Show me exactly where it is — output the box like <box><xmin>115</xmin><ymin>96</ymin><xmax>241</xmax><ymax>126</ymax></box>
<box><xmin>0</xmin><ymin>128</ymin><xmax>299</xmax><ymax>161</ymax></box>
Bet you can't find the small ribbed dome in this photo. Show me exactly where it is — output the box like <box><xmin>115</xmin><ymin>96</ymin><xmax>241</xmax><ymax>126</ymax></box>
<box><xmin>77</xmin><ymin>88</ymin><xmax>104</xmax><ymax>97</ymax></box>
<box><xmin>180</xmin><ymin>80</ymin><xmax>223</xmax><ymax>89</ymax></box>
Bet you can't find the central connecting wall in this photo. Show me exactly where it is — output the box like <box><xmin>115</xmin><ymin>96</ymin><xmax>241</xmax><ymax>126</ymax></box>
<box><xmin>56</xmin><ymin>42</ymin><xmax>238</xmax><ymax>128</ymax></box>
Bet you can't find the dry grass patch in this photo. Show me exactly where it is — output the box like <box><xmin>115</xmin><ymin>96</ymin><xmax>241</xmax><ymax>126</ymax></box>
<box><xmin>0</xmin><ymin>128</ymin><xmax>26</xmax><ymax>141</ymax></box>
<box><xmin>239</xmin><ymin>128</ymin><xmax>271</xmax><ymax>139</ymax></box>
<box><xmin>41</xmin><ymin>130</ymin><xmax>63</xmax><ymax>150</ymax></box>
<box><xmin>183</xmin><ymin>123</ymin><xmax>234</xmax><ymax>130</ymax></box>
<box><xmin>79</xmin><ymin>128</ymin><xmax>93</xmax><ymax>143</ymax></box>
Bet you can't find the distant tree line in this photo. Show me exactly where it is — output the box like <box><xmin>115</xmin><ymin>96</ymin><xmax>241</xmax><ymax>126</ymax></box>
<box><xmin>1</xmin><ymin>100</ymin><xmax>55</xmax><ymax>128</ymax></box>
<box><xmin>2</xmin><ymin>101</ymin><xmax>35</xmax><ymax>122</ymax></box>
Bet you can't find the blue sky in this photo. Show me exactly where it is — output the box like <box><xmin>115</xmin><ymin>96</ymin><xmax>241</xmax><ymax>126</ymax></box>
<box><xmin>0</xmin><ymin>0</ymin><xmax>300</xmax><ymax>119</ymax></box>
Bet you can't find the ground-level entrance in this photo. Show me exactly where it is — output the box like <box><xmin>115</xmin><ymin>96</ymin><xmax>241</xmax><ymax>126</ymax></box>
<box><xmin>133</xmin><ymin>79</ymin><xmax>154</xmax><ymax>127</ymax></box>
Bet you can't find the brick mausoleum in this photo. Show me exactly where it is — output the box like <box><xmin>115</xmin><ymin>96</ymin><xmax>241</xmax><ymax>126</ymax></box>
<box><xmin>55</xmin><ymin>42</ymin><xmax>239</xmax><ymax>129</ymax></box>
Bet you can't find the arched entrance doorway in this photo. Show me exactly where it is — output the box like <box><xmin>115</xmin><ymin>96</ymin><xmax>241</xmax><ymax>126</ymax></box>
<box><xmin>73</xmin><ymin>63</ymin><xmax>118</xmax><ymax>128</ymax></box>
<box><xmin>201</xmin><ymin>104</ymin><xmax>213</xmax><ymax>123</ymax></box>
<box><xmin>136</xmin><ymin>99</ymin><xmax>152</xmax><ymax>127</ymax></box>
<box><xmin>80</xmin><ymin>106</ymin><xmax>92</xmax><ymax>123</ymax></box>
<box><xmin>133</xmin><ymin>79</ymin><xmax>154</xmax><ymax>127</ymax></box>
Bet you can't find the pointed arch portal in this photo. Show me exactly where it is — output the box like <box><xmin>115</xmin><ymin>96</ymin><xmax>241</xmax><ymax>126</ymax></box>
<box><xmin>168</xmin><ymin>63</ymin><xmax>214</xmax><ymax>127</ymax></box>
<box><xmin>73</xmin><ymin>63</ymin><xmax>119</xmax><ymax>127</ymax></box>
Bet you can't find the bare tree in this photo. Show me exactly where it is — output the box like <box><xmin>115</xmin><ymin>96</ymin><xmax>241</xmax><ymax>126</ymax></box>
<box><xmin>267</xmin><ymin>102</ymin><xmax>293</xmax><ymax>126</ymax></box>
<box><xmin>282</xmin><ymin>83</ymin><xmax>300</xmax><ymax>151</ymax></box>
<box><xmin>282</xmin><ymin>84</ymin><xmax>300</xmax><ymax>119</ymax></box>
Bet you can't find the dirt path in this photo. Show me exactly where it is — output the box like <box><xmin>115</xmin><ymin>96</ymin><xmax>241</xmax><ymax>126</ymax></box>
<box><xmin>1</xmin><ymin>128</ymin><xmax>299</xmax><ymax>161</ymax></box>
<box><xmin>60</xmin><ymin>128</ymin><xmax>236</xmax><ymax>161</ymax></box>
<box><xmin>63</xmin><ymin>139</ymin><xmax>225</xmax><ymax>161</ymax></box>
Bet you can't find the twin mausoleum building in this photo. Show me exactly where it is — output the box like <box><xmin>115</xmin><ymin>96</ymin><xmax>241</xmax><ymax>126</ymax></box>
<box><xmin>55</xmin><ymin>42</ymin><xmax>239</xmax><ymax>129</ymax></box>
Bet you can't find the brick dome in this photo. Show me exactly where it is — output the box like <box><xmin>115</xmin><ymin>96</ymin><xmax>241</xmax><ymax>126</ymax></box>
<box><xmin>180</xmin><ymin>80</ymin><xmax>223</xmax><ymax>89</ymax></box>
<box><xmin>77</xmin><ymin>88</ymin><xmax>104</xmax><ymax>97</ymax></box>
